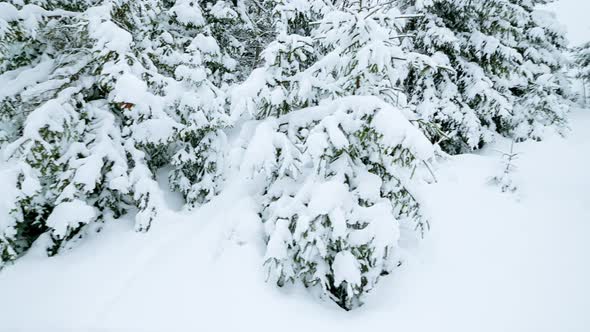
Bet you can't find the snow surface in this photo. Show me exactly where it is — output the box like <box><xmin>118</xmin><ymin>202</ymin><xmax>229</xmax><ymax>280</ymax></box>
<box><xmin>0</xmin><ymin>108</ymin><xmax>588</xmax><ymax>331</ymax></box>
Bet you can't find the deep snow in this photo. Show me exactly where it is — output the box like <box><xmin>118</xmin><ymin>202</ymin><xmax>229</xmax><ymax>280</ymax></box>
<box><xmin>0</xmin><ymin>108</ymin><xmax>588</xmax><ymax>331</ymax></box>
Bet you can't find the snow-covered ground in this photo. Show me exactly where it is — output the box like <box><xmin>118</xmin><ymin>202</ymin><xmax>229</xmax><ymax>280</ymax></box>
<box><xmin>0</xmin><ymin>108</ymin><xmax>588</xmax><ymax>331</ymax></box>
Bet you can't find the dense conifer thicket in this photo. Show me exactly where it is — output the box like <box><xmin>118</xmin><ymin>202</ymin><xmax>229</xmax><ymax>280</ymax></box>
<box><xmin>0</xmin><ymin>0</ymin><xmax>573</xmax><ymax>309</ymax></box>
<box><xmin>396</xmin><ymin>0</ymin><xmax>571</xmax><ymax>153</ymax></box>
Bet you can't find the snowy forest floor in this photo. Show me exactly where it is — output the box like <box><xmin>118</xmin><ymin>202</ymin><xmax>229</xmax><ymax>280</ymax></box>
<box><xmin>0</xmin><ymin>109</ymin><xmax>589</xmax><ymax>331</ymax></box>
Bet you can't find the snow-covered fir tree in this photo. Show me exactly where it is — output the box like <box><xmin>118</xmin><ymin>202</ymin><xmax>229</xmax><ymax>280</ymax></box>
<box><xmin>241</xmin><ymin>97</ymin><xmax>434</xmax><ymax>310</ymax></box>
<box><xmin>0</xmin><ymin>0</ymin><xmax>246</xmax><ymax>265</ymax></box>
<box><xmin>396</xmin><ymin>0</ymin><xmax>513</xmax><ymax>152</ymax></box>
<box><xmin>394</xmin><ymin>0</ymin><xmax>482</xmax><ymax>153</ymax></box>
<box><xmin>511</xmin><ymin>0</ymin><xmax>571</xmax><ymax>140</ymax></box>
<box><xmin>236</xmin><ymin>0</ymin><xmax>436</xmax><ymax>310</ymax></box>
<box><xmin>0</xmin><ymin>0</ymin><xmax>151</xmax><ymax>261</ymax></box>
<box><xmin>397</xmin><ymin>0</ymin><xmax>571</xmax><ymax>153</ymax></box>
<box><xmin>164</xmin><ymin>0</ymin><xmax>243</xmax><ymax>207</ymax></box>
<box><xmin>231</xmin><ymin>0</ymin><xmax>327</xmax><ymax>119</ymax></box>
